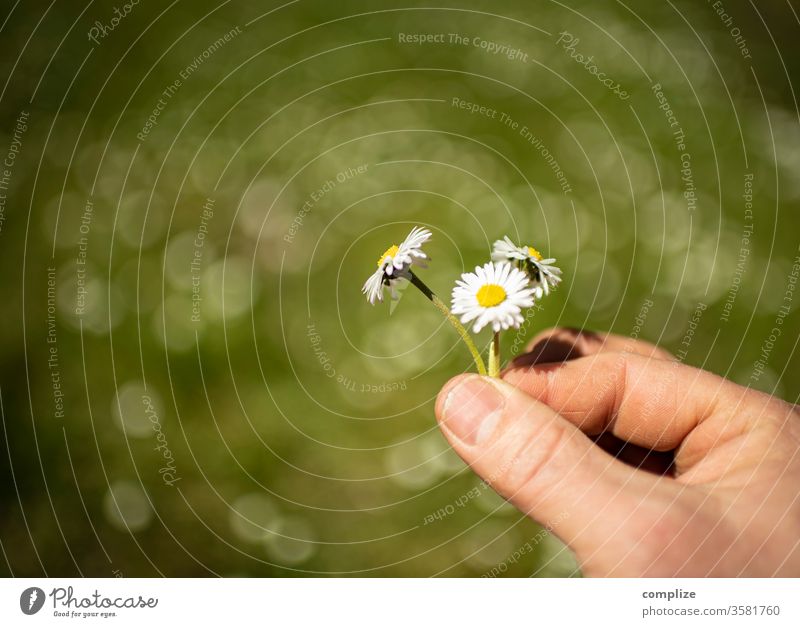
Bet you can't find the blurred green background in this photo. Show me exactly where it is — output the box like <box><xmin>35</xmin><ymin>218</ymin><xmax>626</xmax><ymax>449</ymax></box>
<box><xmin>0</xmin><ymin>0</ymin><xmax>798</xmax><ymax>576</ymax></box>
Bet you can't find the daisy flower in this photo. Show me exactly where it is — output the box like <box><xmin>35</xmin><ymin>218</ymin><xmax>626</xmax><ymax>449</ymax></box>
<box><xmin>451</xmin><ymin>261</ymin><xmax>536</xmax><ymax>333</ymax></box>
<box><xmin>491</xmin><ymin>236</ymin><xmax>562</xmax><ymax>298</ymax></box>
<box><xmin>362</xmin><ymin>226</ymin><xmax>432</xmax><ymax>304</ymax></box>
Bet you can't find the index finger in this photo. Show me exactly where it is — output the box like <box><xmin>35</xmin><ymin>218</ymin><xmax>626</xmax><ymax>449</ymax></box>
<box><xmin>514</xmin><ymin>326</ymin><xmax>674</xmax><ymax>366</ymax></box>
<box><xmin>503</xmin><ymin>351</ymin><xmax>748</xmax><ymax>451</ymax></box>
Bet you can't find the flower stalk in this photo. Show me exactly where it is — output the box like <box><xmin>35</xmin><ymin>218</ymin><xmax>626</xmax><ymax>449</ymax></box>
<box><xmin>408</xmin><ymin>271</ymin><xmax>487</xmax><ymax>376</ymax></box>
<box><xmin>488</xmin><ymin>332</ymin><xmax>501</xmax><ymax>378</ymax></box>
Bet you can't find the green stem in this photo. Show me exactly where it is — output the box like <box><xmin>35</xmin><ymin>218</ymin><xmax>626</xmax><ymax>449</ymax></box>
<box><xmin>408</xmin><ymin>272</ymin><xmax>487</xmax><ymax>376</ymax></box>
<box><xmin>489</xmin><ymin>332</ymin><xmax>501</xmax><ymax>378</ymax></box>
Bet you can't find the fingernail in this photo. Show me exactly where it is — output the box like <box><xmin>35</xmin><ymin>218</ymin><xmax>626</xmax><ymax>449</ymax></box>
<box><xmin>440</xmin><ymin>376</ymin><xmax>505</xmax><ymax>445</ymax></box>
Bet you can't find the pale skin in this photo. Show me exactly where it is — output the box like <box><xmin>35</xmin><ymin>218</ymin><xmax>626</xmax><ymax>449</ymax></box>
<box><xmin>435</xmin><ymin>327</ymin><xmax>800</xmax><ymax>576</ymax></box>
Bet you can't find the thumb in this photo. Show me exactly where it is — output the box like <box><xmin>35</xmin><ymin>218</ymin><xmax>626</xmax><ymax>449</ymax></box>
<box><xmin>435</xmin><ymin>374</ymin><xmax>684</xmax><ymax>573</ymax></box>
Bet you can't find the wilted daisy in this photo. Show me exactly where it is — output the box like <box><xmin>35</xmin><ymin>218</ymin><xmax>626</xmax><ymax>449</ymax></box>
<box><xmin>451</xmin><ymin>261</ymin><xmax>536</xmax><ymax>333</ymax></box>
<box><xmin>491</xmin><ymin>236</ymin><xmax>562</xmax><ymax>297</ymax></box>
<box><xmin>362</xmin><ymin>227</ymin><xmax>432</xmax><ymax>304</ymax></box>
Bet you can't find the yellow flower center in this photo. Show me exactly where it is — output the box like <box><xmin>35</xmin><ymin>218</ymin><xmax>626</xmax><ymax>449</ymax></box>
<box><xmin>377</xmin><ymin>244</ymin><xmax>399</xmax><ymax>267</ymax></box>
<box><xmin>527</xmin><ymin>246</ymin><xmax>543</xmax><ymax>261</ymax></box>
<box><xmin>476</xmin><ymin>284</ymin><xmax>507</xmax><ymax>308</ymax></box>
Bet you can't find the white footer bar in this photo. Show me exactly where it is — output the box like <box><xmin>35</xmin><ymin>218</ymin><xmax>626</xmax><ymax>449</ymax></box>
<box><xmin>1</xmin><ymin>578</ymin><xmax>797</xmax><ymax>626</ymax></box>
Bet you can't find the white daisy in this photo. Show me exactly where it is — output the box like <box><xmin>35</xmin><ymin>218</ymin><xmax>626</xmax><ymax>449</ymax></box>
<box><xmin>491</xmin><ymin>236</ymin><xmax>562</xmax><ymax>298</ymax></box>
<box><xmin>451</xmin><ymin>261</ymin><xmax>536</xmax><ymax>333</ymax></box>
<box><xmin>362</xmin><ymin>226</ymin><xmax>432</xmax><ymax>304</ymax></box>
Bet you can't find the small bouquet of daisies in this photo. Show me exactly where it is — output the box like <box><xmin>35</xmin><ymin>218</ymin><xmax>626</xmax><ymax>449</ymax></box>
<box><xmin>362</xmin><ymin>227</ymin><xmax>562</xmax><ymax>377</ymax></box>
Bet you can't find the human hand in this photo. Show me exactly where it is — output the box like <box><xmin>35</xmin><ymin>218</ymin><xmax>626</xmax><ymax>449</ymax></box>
<box><xmin>435</xmin><ymin>327</ymin><xmax>800</xmax><ymax>576</ymax></box>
